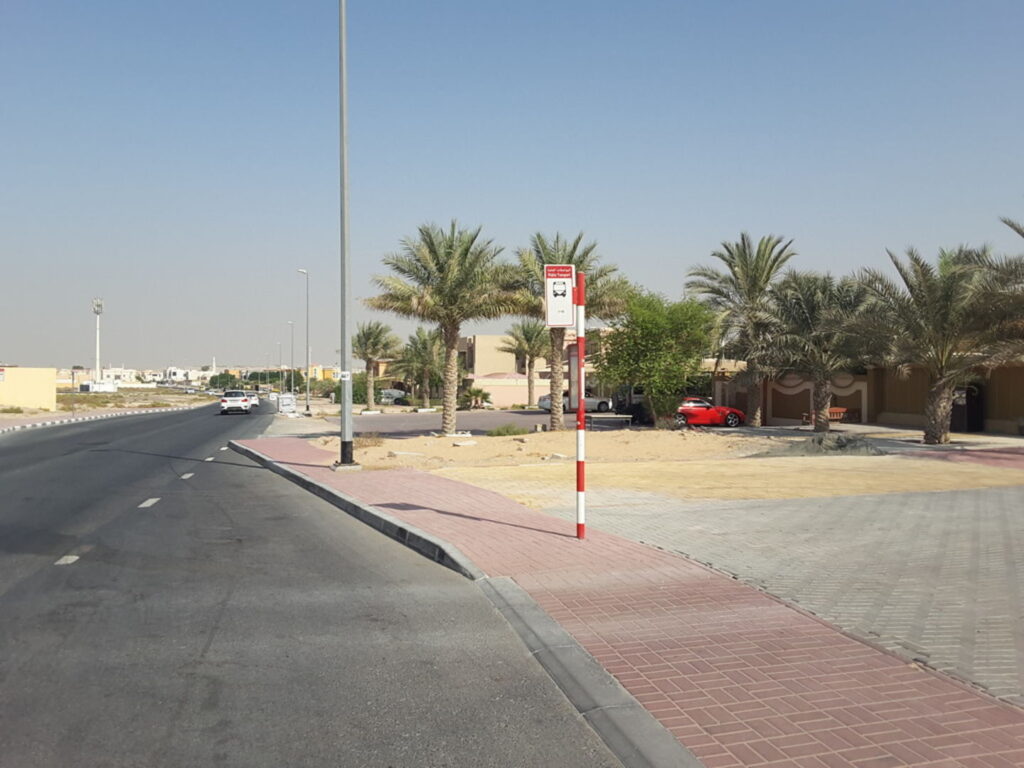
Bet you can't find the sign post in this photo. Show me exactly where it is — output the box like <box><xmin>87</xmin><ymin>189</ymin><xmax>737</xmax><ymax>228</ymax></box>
<box><xmin>574</xmin><ymin>273</ymin><xmax>586</xmax><ymax>540</ymax></box>
<box><xmin>544</xmin><ymin>264</ymin><xmax>586</xmax><ymax>540</ymax></box>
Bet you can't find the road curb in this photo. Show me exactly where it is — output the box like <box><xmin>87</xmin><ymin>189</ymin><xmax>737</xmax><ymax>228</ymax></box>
<box><xmin>480</xmin><ymin>577</ymin><xmax>704</xmax><ymax>768</ymax></box>
<box><xmin>227</xmin><ymin>440</ymin><xmax>485</xmax><ymax>581</ymax></box>
<box><xmin>0</xmin><ymin>404</ymin><xmax>208</xmax><ymax>436</ymax></box>
<box><xmin>229</xmin><ymin>438</ymin><xmax>704</xmax><ymax>768</ymax></box>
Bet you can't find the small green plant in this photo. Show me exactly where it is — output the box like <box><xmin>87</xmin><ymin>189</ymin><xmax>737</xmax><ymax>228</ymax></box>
<box><xmin>486</xmin><ymin>423</ymin><xmax>530</xmax><ymax>437</ymax></box>
<box><xmin>0</xmin><ymin>406</ymin><xmax>24</xmax><ymax>414</ymax></box>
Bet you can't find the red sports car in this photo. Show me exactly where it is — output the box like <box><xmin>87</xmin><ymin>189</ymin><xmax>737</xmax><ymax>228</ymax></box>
<box><xmin>674</xmin><ymin>398</ymin><xmax>745</xmax><ymax>428</ymax></box>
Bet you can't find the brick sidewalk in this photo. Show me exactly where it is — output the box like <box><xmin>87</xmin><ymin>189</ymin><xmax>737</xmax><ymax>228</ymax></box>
<box><xmin>241</xmin><ymin>436</ymin><xmax>1024</xmax><ymax>768</ymax></box>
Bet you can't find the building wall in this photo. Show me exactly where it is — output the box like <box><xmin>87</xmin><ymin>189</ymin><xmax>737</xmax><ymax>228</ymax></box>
<box><xmin>876</xmin><ymin>367</ymin><xmax>930</xmax><ymax>427</ymax></box>
<box><xmin>0</xmin><ymin>367</ymin><xmax>57</xmax><ymax>411</ymax></box>
<box><xmin>983</xmin><ymin>365</ymin><xmax>1024</xmax><ymax>434</ymax></box>
<box><xmin>468</xmin><ymin>376</ymin><xmax>537</xmax><ymax>408</ymax></box>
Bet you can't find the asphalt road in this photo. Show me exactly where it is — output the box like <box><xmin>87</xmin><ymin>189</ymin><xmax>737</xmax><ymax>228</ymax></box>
<box><xmin>0</xmin><ymin>405</ymin><xmax>620</xmax><ymax>767</ymax></box>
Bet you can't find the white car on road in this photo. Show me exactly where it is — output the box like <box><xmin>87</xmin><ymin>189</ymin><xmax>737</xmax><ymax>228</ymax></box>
<box><xmin>537</xmin><ymin>393</ymin><xmax>613</xmax><ymax>413</ymax></box>
<box><xmin>245</xmin><ymin>391</ymin><xmax>260</xmax><ymax>408</ymax></box>
<box><xmin>220</xmin><ymin>390</ymin><xmax>252</xmax><ymax>415</ymax></box>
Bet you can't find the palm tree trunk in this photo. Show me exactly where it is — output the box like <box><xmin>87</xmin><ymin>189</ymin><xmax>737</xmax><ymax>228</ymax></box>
<box><xmin>421</xmin><ymin>372</ymin><xmax>430</xmax><ymax>408</ymax></box>
<box><xmin>548</xmin><ymin>328</ymin><xmax>567</xmax><ymax>431</ymax></box>
<box><xmin>747</xmin><ymin>370</ymin><xmax>764</xmax><ymax>427</ymax></box>
<box><xmin>812</xmin><ymin>379</ymin><xmax>832</xmax><ymax>433</ymax></box>
<box><xmin>366</xmin><ymin>360</ymin><xmax>376</xmax><ymax>409</ymax></box>
<box><xmin>923</xmin><ymin>381</ymin><xmax>954</xmax><ymax>445</ymax></box>
<box><xmin>441</xmin><ymin>324</ymin><xmax>461</xmax><ymax>435</ymax></box>
<box><xmin>526</xmin><ymin>357</ymin><xmax>535</xmax><ymax>407</ymax></box>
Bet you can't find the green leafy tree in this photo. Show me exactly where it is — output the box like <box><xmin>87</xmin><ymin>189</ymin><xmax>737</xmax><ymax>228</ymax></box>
<box><xmin>594</xmin><ymin>293</ymin><xmax>713</xmax><ymax>422</ymax></box>
<box><xmin>686</xmin><ymin>232</ymin><xmax>796</xmax><ymax>426</ymax></box>
<box><xmin>768</xmin><ymin>272</ymin><xmax>867</xmax><ymax>432</ymax></box>
<box><xmin>497</xmin><ymin>319</ymin><xmax>551</xmax><ymax>407</ymax></box>
<box><xmin>208</xmin><ymin>372</ymin><xmax>239</xmax><ymax>389</ymax></box>
<box><xmin>367</xmin><ymin>221</ymin><xmax>518</xmax><ymax>434</ymax></box>
<box><xmin>391</xmin><ymin>327</ymin><xmax>444</xmax><ymax>407</ymax></box>
<box><xmin>515</xmin><ymin>233</ymin><xmax>631</xmax><ymax>430</ymax></box>
<box><xmin>858</xmin><ymin>247</ymin><xmax>1024</xmax><ymax>444</ymax></box>
<box><xmin>353</xmin><ymin>321</ymin><xmax>402</xmax><ymax>409</ymax></box>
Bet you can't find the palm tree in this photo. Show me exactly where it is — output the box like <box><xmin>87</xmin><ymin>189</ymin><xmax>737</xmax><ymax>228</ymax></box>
<box><xmin>367</xmin><ymin>221</ymin><xmax>517</xmax><ymax>434</ymax></box>
<box><xmin>686</xmin><ymin>233</ymin><xmax>797</xmax><ymax>426</ymax></box>
<box><xmin>391</xmin><ymin>327</ymin><xmax>443</xmax><ymax>408</ymax></box>
<box><xmin>352</xmin><ymin>321</ymin><xmax>401</xmax><ymax>409</ymax></box>
<box><xmin>858</xmin><ymin>247</ymin><xmax>1024</xmax><ymax>444</ymax></box>
<box><xmin>516</xmin><ymin>233</ymin><xmax>630</xmax><ymax>431</ymax></box>
<box><xmin>497</xmin><ymin>319</ymin><xmax>551</xmax><ymax>407</ymax></box>
<box><xmin>768</xmin><ymin>272</ymin><xmax>866</xmax><ymax>432</ymax></box>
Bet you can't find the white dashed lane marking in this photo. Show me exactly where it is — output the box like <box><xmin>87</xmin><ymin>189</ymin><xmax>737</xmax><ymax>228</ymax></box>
<box><xmin>219</xmin><ymin>447</ymin><xmax>228</xmax><ymax>451</ymax></box>
<box><xmin>180</xmin><ymin>473</ymin><xmax>195</xmax><ymax>480</ymax></box>
<box><xmin>204</xmin><ymin>457</ymin><xmax>215</xmax><ymax>462</ymax></box>
<box><xmin>54</xmin><ymin>555</ymin><xmax>79</xmax><ymax>566</ymax></box>
<box><xmin>138</xmin><ymin>498</ymin><xmax>161</xmax><ymax>508</ymax></box>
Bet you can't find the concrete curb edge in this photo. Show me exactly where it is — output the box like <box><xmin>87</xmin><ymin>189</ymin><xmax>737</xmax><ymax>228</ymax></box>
<box><xmin>228</xmin><ymin>439</ymin><xmax>704</xmax><ymax>768</ymax></box>
<box><xmin>227</xmin><ymin>440</ymin><xmax>486</xmax><ymax>581</ymax></box>
<box><xmin>480</xmin><ymin>576</ymin><xmax>704</xmax><ymax>768</ymax></box>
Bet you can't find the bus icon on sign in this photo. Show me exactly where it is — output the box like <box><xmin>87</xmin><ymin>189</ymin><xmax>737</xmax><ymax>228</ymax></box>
<box><xmin>552</xmin><ymin>281</ymin><xmax>567</xmax><ymax>298</ymax></box>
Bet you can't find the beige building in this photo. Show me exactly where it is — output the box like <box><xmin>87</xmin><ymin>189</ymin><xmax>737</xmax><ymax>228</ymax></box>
<box><xmin>0</xmin><ymin>366</ymin><xmax>57</xmax><ymax>411</ymax></box>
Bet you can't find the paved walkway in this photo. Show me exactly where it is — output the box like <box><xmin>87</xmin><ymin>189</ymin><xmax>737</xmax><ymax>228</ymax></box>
<box><xmin>241</xmin><ymin>436</ymin><xmax>1024</xmax><ymax>768</ymax></box>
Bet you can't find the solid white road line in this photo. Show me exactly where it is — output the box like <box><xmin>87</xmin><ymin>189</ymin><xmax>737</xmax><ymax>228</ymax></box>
<box><xmin>54</xmin><ymin>555</ymin><xmax>79</xmax><ymax>566</ymax></box>
<box><xmin>138</xmin><ymin>497</ymin><xmax>161</xmax><ymax>508</ymax></box>
<box><xmin>180</xmin><ymin>473</ymin><xmax>195</xmax><ymax>480</ymax></box>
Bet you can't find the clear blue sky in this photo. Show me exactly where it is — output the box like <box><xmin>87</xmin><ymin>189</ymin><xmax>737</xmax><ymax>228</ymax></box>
<box><xmin>2</xmin><ymin>0</ymin><xmax>1023</xmax><ymax>369</ymax></box>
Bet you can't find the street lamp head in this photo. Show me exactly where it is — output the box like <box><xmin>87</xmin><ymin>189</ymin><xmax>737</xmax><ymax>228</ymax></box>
<box><xmin>92</xmin><ymin>298</ymin><xmax>104</xmax><ymax>315</ymax></box>
<box><xmin>297</xmin><ymin>268</ymin><xmax>308</xmax><ymax>275</ymax></box>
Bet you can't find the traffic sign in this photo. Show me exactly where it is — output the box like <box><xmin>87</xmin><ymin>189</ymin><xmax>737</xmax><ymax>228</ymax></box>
<box><xmin>544</xmin><ymin>264</ymin><xmax>575</xmax><ymax>327</ymax></box>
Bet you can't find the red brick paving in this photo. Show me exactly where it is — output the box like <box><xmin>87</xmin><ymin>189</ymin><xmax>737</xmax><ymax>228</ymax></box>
<box><xmin>907</xmin><ymin>447</ymin><xmax>1024</xmax><ymax>471</ymax></box>
<box><xmin>242</xmin><ymin>436</ymin><xmax>1024</xmax><ymax>767</ymax></box>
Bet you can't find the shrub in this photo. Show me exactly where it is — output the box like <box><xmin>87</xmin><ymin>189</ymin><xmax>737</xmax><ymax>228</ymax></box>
<box><xmin>0</xmin><ymin>406</ymin><xmax>24</xmax><ymax>414</ymax></box>
<box><xmin>355</xmin><ymin>432</ymin><xmax>383</xmax><ymax>449</ymax></box>
<box><xmin>486</xmin><ymin>423</ymin><xmax>530</xmax><ymax>437</ymax></box>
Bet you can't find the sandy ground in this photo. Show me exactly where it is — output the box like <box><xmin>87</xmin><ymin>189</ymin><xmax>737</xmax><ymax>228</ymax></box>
<box><xmin>310</xmin><ymin>429</ymin><xmax>1024</xmax><ymax>503</ymax></box>
<box><xmin>315</xmin><ymin>429</ymin><xmax>768</xmax><ymax>469</ymax></box>
<box><xmin>0</xmin><ymin>390</ymin><xmax>217</xmax><ymax>419</ymax></box>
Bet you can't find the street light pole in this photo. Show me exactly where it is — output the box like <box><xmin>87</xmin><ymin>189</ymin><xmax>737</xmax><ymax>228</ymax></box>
<box><xmin>337</xmin><ymin>0</ymin><xmax>355</xmax><ymax>465</ymax></box>
<box><xmin>92</xmin><ymin>298</ymin><xmax>104</xmax><ymax>384</ymax></box>
<box><xmin>288</xmin><ymin>321</ymin><xmax>295</xmax><ymax>394</ymax></box>
<box><xmin>277</xmin><ymin>341</ymin><xmax>282</xmax><ymax>391</ymax></box>
<box><xmin>298</xmin><ymin>268</ymin><xmax>311</xmax><ymax>415</ymax></box>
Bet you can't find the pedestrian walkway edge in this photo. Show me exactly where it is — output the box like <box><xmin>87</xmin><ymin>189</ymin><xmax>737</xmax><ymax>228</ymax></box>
<box><xmin>480</xmin><ymin>576</ymin><xmax>704</xmax><ymax>768</ymax></box>
<box><xmin>228</xmin><ymin>440</ymin><xmax>486</xmax><ymax>581</ymax></box>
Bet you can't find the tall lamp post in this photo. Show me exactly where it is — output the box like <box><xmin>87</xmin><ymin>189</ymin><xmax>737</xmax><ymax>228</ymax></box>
<box><xmin>92</xmin><ymin>298</ymin><xmax>104</xmax><ymax>384</ymax></box>
<box><xmin>337</xmin><ymin>0</ymin><xmax>355</xmax><ymax>464</ymax></box>
<box><xmin>288</xmin><ymin>320</ymin><xmax>295</xmax><ymax>394</ymax></box>
<box><xmin>297</xmin><ymin>268</ymin><xmax>311</xmax><ymax>415</ymax></box>
<box><xmin>277</xmin><ymin>341</ymin><xmax>282</xmax><ymax>391</ymax></box>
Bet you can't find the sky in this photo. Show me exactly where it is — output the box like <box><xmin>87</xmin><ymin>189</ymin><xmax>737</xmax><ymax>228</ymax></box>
<box><xmin>2</xmin><ymin>0</ymin><xmax>1023</xmax><ymax>370</ymax></box>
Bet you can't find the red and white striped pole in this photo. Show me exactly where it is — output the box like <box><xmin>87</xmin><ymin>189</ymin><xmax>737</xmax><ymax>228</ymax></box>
<box><xmin>575</xmin><ymin>272</ymin><xmax>586</xmax><ymax>540</ymax></box>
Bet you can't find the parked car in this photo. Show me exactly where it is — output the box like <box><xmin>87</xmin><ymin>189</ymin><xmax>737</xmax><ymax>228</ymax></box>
<box><xmin>378</xmin><ymin>388</ymin><xmax>407</xmax><ymax>405</ymax></box>
<box><xmin>674</xmin><ymin>397</ymin><xmax>744</xmax><ymax>428</ymax></box>
<box><xmin>537</xmin><ymin>393</ymin><xmax>613</xmax><ymax>413</ymax></box>
<box><xmin>245</xmin><ymin>391</ymin><xmax>260</xmax><ymax>408</ymax></box>
<box><xmin>220</xmin><ymin>390</ymin><xmax>252</xmax><ymax>415</ymax></box>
